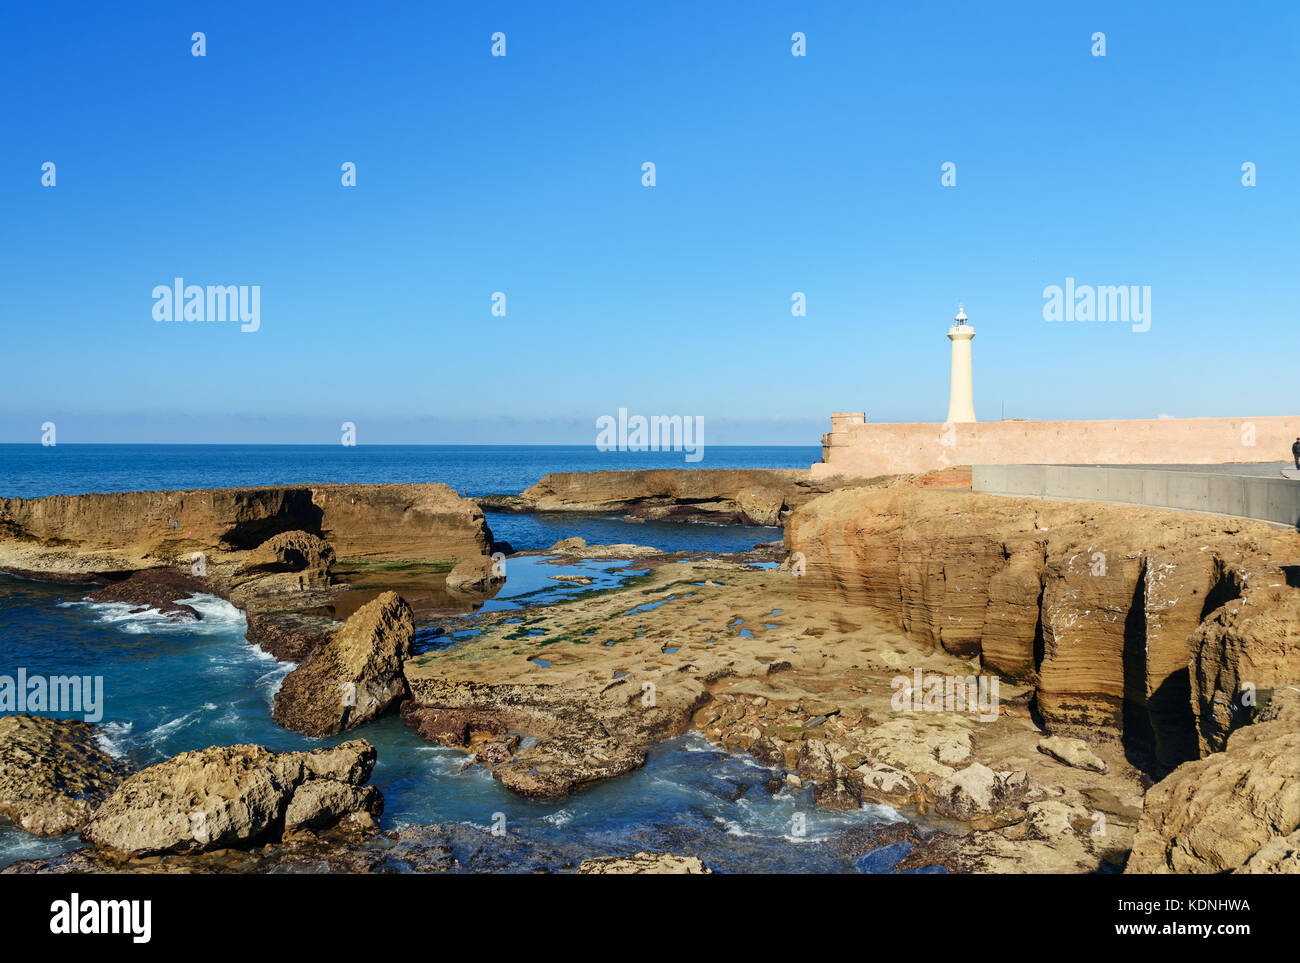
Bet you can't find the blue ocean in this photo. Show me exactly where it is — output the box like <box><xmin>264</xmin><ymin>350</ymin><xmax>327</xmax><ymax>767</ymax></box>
<box><xmin>0</xmin><ymin>445</ymin><xmax>919</xmax><ymax>873</ymax></box>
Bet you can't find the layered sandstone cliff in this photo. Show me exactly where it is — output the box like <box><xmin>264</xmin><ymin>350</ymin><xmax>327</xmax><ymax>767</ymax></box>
<box><xmin>784</xmin><ymin>485</ymin><xmax>1300</xmax><ymax>774</ymax></box>
<box><xmin>0</xmin><ymin>482</ymin><xmax>491</xmax><ymax>579</ymax></box>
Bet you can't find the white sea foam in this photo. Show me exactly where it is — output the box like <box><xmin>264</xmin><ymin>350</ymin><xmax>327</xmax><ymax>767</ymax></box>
<box><xmin>61</xmin><ymin>592</ymin><xmax>246</xmax><ymax>637</ymax></box>
<box><xmin>94</xmin><ymin>721</ymin><xmax>134</xmax><ymax>758</ymax></box>
<box><xmin>146</xmin><ymin>708</ymin><xmax>202</xmax><ymax>744</ymax></box>
<box><xmin>543</xmin><ymin>809</ymin><xmax>574</xmax><ymax>828</ymax></box>
<box><xmin>255</xmin><ymin>663</ymin><xmax>294</xmax><ymax>707</ymax></box>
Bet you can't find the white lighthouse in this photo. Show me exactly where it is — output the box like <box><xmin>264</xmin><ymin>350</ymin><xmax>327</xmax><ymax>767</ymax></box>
<box><xmin>946</xmin><ymin>302</ymin><xmax>977</xmax><ymax>423</ymax></box>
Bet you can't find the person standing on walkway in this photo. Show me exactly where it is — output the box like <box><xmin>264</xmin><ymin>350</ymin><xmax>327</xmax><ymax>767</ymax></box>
<box><xmin>1293</xmin><ymin>437</ymin><xmax>1300</xmax><ymax>470</ymax></box>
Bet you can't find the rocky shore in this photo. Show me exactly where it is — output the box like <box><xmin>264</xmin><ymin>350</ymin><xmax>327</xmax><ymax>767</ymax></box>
<box><xmin>1</xmin><ymin>470</ymin><xmax>1297</xmax><ymax>874</ymax></box>
<box><xmin>479</xmin><ymin>467</ymin><xmax>894</xmax><ymax>526</ymax></box>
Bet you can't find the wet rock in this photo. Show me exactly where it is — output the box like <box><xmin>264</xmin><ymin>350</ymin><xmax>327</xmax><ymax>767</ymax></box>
<box><xmin>399</xmin><ymin>704</ymin><xmax>507</xmax><ymax>747</ymax></box>
<box><xmin>545</xmin><ymin>538</ymin><xmax>664</xmax><ymax>559</ymax></box>
<box><xmin>0</xmin><ymin>715</ymin><xmax>127</xmax><ymax>836</ymax></box>
<box><xmin>796</xmin><ymin>739</ymin><xmax>837</xmax><ymax>784</ymax></box>
<box><xmin>84</xmin><ymin>568</ymin><xmax>207</xmax><ymax>621</ymax></box>
<box><xmin>243</xmin><ymin>609</ymin><xmax>336</xmax><ymax>664</ymax></box>
<box><xmin>476</xmin><ymin>739</ymin><xmax>519</xmax><ymax>766</ymax></box>
<box><xmin>273</xmin><ymin>591</ymin><xmax>413</xmax><ymax>736</ymax></box>
<box><xmin>749</xmin><ymin>735</ymin><xmax>786</xmax><ymax>767</ymax></box>
<box><xmin>495</xmin><ymin>734</ymin><xmax>646</xmax><ymax>798</ymax></box>
<box><xmin>83</xmin><ymin>740</ymin><xmax>380</xmax><ymax>858</ymax></box>
<box><xmin>813</xmin><ymin>773</ymin><xmax>863</xmax><ymax>810</ymax></box>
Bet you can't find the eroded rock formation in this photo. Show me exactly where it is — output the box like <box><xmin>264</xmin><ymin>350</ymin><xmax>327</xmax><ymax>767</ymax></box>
<box><xmin>785</xmin><ymin>485</ymin><xmax>1300</xmax><ymax>774</ymax></box>
<box><xmin>0</xmin><ymin>482</ymin><xmax>491</xmax><ymax>579</ymax></box>
<box><xmin>1126</xmin><ymin>690</ymin><xmax>1300</xmax><ymax>873</ymax></box>
<box><xmin>273</xmin><ymin>592</ymin><xmax>414</xmax><ymax>736</ymax></box>
<box><xmin>83</xmin><ymin>740</ymin><xmax>381</xmax><ymax>859</ymax></box>
<box><xmin>230</xmin><ymin>529</ymin><xmax>334</xmax><ymax>590</ymax></box>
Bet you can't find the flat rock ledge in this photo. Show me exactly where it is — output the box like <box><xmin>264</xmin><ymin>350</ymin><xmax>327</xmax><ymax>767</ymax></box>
<box><xmin>83</xmin><ymin>740</ymin><xmax>382</xmax><ymax>859</ymax></box>
<box><xmin>273</xmin><ymin>591</ymin><xmax>414</xmax><ymax>736</ymax></box>
<box><xmin>0</xmin><ymin>715</ymin><xmax>127</xmax><ymax>836</ymax></box>
<box><xmin>544</xmin><ymin>537</ymin><xmax>664</xmax><ymax>559</ymax></box>
<box><xmin>577</xmin><ymin>852</ymin><xmax>713</xmax><ymax>874</ymax></box>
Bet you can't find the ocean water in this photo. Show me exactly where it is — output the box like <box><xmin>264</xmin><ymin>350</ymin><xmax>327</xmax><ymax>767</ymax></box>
<box><xmin>0</xmin><ymin>444</ymin><xmax>821</xmax><ymax>499</ymax></box>
<box><xmin>0</xmin><ymin>443</ymin><xmax>813</xmax><ymax>553</ymax></box>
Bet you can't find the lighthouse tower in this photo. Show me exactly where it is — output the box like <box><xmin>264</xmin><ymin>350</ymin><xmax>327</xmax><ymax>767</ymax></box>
<box><xmin>946</xmin><ymin>302</ymin><xmax>977</xmax><ymax>423</ymax></box>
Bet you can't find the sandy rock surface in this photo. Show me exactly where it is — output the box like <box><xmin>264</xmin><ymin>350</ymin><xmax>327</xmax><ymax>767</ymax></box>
<box><xmin>273</xmin><ymin>591</ymin><xmax>414</xmax><ymax>736</ymax></box>
<box><xmin>83</xmin><ymin>740</ymin><xmax>381</xmax><ymax>858</ymax></box>
<box><xmin>0</xmin><ymin>715</ymin><xmax>127</xmax><ymax>836</ymax></box>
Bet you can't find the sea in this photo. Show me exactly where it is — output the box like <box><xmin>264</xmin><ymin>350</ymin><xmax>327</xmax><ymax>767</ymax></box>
<box><xmin>0</xmin><ymin>444</ymin><xmax>925</xmax><ymax>872</ymax></box>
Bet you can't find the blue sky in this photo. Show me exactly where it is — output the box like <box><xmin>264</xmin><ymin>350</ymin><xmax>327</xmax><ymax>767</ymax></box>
<box><xmin>1</xmin><ymin>0</ymin><xmax>1296</xmax><ymax>444</ymax></box>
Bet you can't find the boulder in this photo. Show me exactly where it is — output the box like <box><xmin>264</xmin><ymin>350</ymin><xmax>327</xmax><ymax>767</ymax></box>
<box><xmin>1037</xmin><ymin>736</ymin><xmax>1109</xmax><ymax>774</ymax></box>
<box><xmin>855</xmin><ymin>763</ymin><xmax>917</xmax><ymax>797</ymax></box>
<box><xmin>445</xmin><ymin>555</ymin><xmax>506</xmax><ymax>594</ymax></box>
<box><xmin>749</xmin><ymin>735</ymin><xmax>786</xmax><ymax>768</ymax></box>
<box><xmin>83</xmin><ymin>740</ymin><xmax>380</xmax><ymax>858</ymax></box>
<box><xmin>0</xmin><ymin>716</ymin><xmax>127</xmax><ymax>836</ymax></box>
<box><xmin>795</xmin><ymin>739</ymin><xmax>837</xmax><ymax>783</ymax></box>
<box><xmin>273</xmin><ymin>591</ymin><xmax>414</xmax><ymax>736</ymax></box>
<box><xmin>935</xmin><ymin>763</ymin><xmax>1029</xmax><ymax>820</ymax></box>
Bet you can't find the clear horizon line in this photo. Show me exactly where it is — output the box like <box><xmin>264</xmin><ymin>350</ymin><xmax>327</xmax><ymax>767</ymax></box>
<box><xmin>0</xmin><ymin>441</ymin><xmax>823</xmax><ymax>448</ymax></box>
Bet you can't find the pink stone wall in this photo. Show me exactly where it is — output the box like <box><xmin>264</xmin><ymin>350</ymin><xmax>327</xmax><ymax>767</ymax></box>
<box><xmin>810</xmin><ymin>415</ymin><xmax>1299</xmax><ymax>479</ymax></box>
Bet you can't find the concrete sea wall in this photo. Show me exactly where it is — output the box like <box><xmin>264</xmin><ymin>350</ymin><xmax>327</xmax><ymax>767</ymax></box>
<box><xmin>973</xmin><ymin>464</ymin><xmax>1300</xmax><ymax>528</ymax></box>
<box><xmin>812</xmin><ymin>415</ymin><xmax>1298</xmax><ymax>480</ymax></box>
